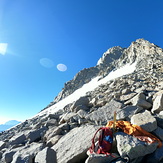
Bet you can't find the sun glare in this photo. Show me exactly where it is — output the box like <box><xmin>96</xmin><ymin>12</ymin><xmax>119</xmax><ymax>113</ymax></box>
<box><xmin>0</xmin><ymin>43</ymin><xmax>8</xmax><ymax>55</ymax></box>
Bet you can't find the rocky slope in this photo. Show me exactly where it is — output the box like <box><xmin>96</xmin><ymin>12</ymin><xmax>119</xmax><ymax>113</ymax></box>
<box><xmin>0</xmin><ymin>39</ymin><xmax>163</xmax><ymax>163</ymax></box>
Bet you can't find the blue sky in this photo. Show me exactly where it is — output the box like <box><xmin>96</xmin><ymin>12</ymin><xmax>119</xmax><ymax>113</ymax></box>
<box><xmin>0</xmin><ymin>0</ymin><xmax>163</xmax><ymax>123</ymax></box>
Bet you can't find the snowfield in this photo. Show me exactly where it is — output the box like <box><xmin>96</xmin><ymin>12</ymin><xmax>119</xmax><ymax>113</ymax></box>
<box><xmin>36</xmin><ymin>62</ymin><xmax>137</xmax><ymax>117</ymax></box>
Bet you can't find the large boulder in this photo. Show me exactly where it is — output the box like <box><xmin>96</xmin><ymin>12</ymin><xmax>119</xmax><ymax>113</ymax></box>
<box><xmin>52</xmin><ymin>125</ymin><xmax>99</xmax><ymax>163</ymax></box>
<box><xmin>152</xmin><ymin>91</ymin><xmax>163</xmax><ymax>113</ymax></box>
<box><xmin>70</xmin><ymin>96</ymin><xmax>90</xmax><ymax>112</ymax></box>
<box><xmin>116</xmin><ymin>105</ymin><xmax>143</xmax><ymax>120</ymax></box>
<box><xmin>131</xmin><ymin>110</ymin><xmax>157</xmax><ymax>132</ymax></box>
<box><xmin>86</xmin><ymin>99</ymin><xmax>123</xmax><ymax>125</ymax></box>
<box><xmin>35</xmin><ymin>147</ymin><xmax>57</xmax><ymax>163</ymax></box>
<box><xmin>27</xmin><ymin>126</ymin><xmax>47</xmax><ymax>143</ymax></box>
<box><xmin>115</xmin><ymin>132</ymin><xmax>158</xmax><ymax>160</ymax></box>
<box><xmin>9</xmin><ymin>133</ymin><xmax>26</xmax><ymax>146</ymax></box>
<box><xmin>11</xmin><ymin>143</ymin><xmax>44</xmax><ymax>163</ymax></box>
<box><xmin>125</xmin><ymin>93</ymin><xmax>152</xmax><ymax>109</ymax></box>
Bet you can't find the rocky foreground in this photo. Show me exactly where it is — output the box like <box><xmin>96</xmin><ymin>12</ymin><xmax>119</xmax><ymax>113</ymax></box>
<box><xmin>0</xmin><ymin>39</ymin><xmax>163</xmax><ymax>163</ymax></box>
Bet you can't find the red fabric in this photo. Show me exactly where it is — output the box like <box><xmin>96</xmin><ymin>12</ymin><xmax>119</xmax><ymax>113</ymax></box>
<box><xmin>89</xmin><ymin>127</ymin><xmax>113</xmax><ymax>155</ymax></box>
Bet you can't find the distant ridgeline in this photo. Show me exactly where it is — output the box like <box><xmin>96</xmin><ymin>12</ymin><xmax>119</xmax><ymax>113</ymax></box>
<box><xmin>0</xmin><ymin>120</ymin><xmax>21</xmax><ymax>132</ymax></box>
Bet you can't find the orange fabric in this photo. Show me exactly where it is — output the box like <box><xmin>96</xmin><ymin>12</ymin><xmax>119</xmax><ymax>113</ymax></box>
<box><xmin>106</xmin><ymin>121</ymin><xmax>162</xmax><ymax>148</ymax></box>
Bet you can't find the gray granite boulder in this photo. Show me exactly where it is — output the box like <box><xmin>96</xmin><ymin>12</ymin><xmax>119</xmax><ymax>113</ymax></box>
<box><xmin>86</xmin><ymin>99</ymin><xmax>123</xmax><ymax>125</ymax></box>
<box><xmin>35</xmin><ymin>147</ymin><xmax>57</xmax><ymax>163</ymax></box>
<box><xmin>131</xmin><ymin>110</ymin><xmax>157</xmax><ymax>132</ymax></box>
<box><xmin>59</xmin><ymin>112</ymin><xmax>77</xmax><ymax>124</ymax></box>
<box><xmin>9</xmin><ymin>133</ymin><xmax>26</xmax><ymax>146</ymax></box>
<box><xmin>27</xmin><ymin>126</ymin><xmax>47</xmax><ymax>143</ymax></box>
<box><xmin>11</xmin><ymin>143</ymin><xmax>44</xmax><ymax>163</ymax></box>
<box><xmin>116</xmin><ymin>105</ymin><xmax>143</xmax><ymax>120</ymax></box>
<box><xmin>115</xmin><ymin>132</ymin><xmax>158</xmax><ymax>159</ymax></box>
<box><xmin>125</xmin><ymin>93</ymin><xmax>152</xmax><ymax>109</ymax></box>
<box><xmin>52</xmin><ymin>125</ymin><xmax>99</xmax><ymax>163</ymax></box>
<box><xmin>46</xmin><ymin>135</ymin><xmax>62</xmax><ymax>147</ymax></box>
<box><xmin>152</xmin><ymin>91</ymin><xmax>163</xmax><ymax>113</ymax></box>
<box><xmin>70</xmin><ymin>96</ymin><xmax>90</xmax><ymax>112</ymax></box>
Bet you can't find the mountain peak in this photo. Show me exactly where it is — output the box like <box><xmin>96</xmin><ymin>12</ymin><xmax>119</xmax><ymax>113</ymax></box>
<box><xmin>1</xmin><ymin>39</ymin><xmax>163</xmax><ymax>162</ymax></box>
<box><xmin>52</xmin><ymin>39</ymin><xmax>163</xmax><ymax>104</ymax></box>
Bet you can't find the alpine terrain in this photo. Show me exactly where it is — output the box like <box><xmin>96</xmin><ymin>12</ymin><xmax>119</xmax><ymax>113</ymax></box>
<box><xmin>0</xmin><ymin>120</ymin><xmax>21</xmax><ymax>133</ymax></box>
<box><xmin>0</xmin><ymin>39</ymin><xmax>163</xmax><ymax>163</ymax></box>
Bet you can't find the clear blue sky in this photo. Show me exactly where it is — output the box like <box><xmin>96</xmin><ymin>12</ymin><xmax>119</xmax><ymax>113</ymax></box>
<box><xmin>0</xmin><ymin>0</ymin><xmax>163</xmax><ymax>123</ymax></box>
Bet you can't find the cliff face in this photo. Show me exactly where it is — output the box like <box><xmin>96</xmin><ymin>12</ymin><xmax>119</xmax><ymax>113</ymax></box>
<box><xmin>54</xmin><ymin>38</ymin><xmax>163</xmax><ymax>103</ymax></box>
<box><xmin>1</xmin><ymin>39</ymin><xmax>163</xmax><ymax>163</ymax></box>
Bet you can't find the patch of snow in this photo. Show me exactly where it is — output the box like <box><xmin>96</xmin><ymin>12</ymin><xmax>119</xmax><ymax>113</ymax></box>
<box><xmin>36</xmin><ymin>62</ymin><xmax>137</xmax><ymax>117</ymax></box>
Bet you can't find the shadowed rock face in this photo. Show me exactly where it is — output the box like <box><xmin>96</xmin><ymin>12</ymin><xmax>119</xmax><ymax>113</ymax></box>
<box><xmin>1</xmin><ymin>39</ymin><xmax>163</xmax><ymax>163</ymax></box>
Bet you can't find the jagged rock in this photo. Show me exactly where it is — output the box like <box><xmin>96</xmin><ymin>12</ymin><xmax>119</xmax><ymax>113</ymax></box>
<box><xmin>125</xmin><ymin>93</ymin><xmax>152</xmax><ymax>109</ymax></box>
<box><xmin>27</xmin><ymin>126</ymin><xmax>47</xmax><ymax>143</ymax></box>
<box><xmin>74</xmin><ymin>105</ymin><xmax>90</xmax><ymax>113</ymax></box>
<box><xmin>70</xmin><ymin>96</ymin><xmax>90</xmax><ymax>112</ymax></box>
<box><xmin>115</xmin><ymin>132</ymin><xmax>158</xmax><ymax>159</ymax></box>
<box><xmin>152</xmin><ymin>91</ymin><xmax>163</xmax><ymax>113</ymax></box>
<box><xmin>59</xmin><ymin>112</ymin><xmax>77</xmax><ymax>124</ymax></box>
<box><xmin>131</xmin><ymin>110</ymin><xmax>157</xmax><ymax>132</ymax></box>
<box><xmin>77</xmin><ymin>110</ymin><xmax>88</xmax><ymax>119</ymax></box>
<box><xmin>9</xmin><ymin>133</ymin><xmax>26</xmax><ymax>146</ymax></box>
<box><xmin>45</xmin><ymin>119</ymin><xmax>57</xmax><ymax>127</ymax></box>
<box><xmin>44</xmin><ymin>123</ymin><xmax>70</xmax><ymax>143</ymax></box>
<box><xmin>116</xmin><ymin>105</ymin><xmax>143</xmax><ymax>120</ymax></box>
<box><xmin>94</xmin><ymin>100</ymin><xmax>107</xmax><ymax>108</ymax></box>
<box><xmin>35</xmin><ymin>147</ymin><xmax>57</xmax><ymax>163</ymax></box>
<box><xmin>54</xmin><ymin>67</ymin><xmax>99</xmax><ymax>103</ymax></box>
<box><xmin>48</xmin><ymin>110</ymin><xmax>63</xmax><ymax>120</ymax></box>
<box><xmin>2</xmin><ymin>151</ymin><xmax>16</xmax><ymax>163</ymax></box>
<box><xmin>120</xmin><ymin>92</ymin><xmax>137</xmax><ymax>102</ymax></box>
<box><xmin>46</xmin><ymin>135</ymin><xmax>62</xmax><ymax>147</ymax></box>
<box><xmin>0</xmin><ymin>141</ymin><xmax>6</xmax><ymax>150</ymax></box>
<box><xmin>11</xmin><ymin>143</ymin><xmax>44</xmax><ymax>163</ymax></box>
<box><xmin>43</xmin><ymin>126</ymin><xmax>62</xmax><ymax>142</ymax></box>
<box><xmin>52</xmin><ymin>125</ymin><xmax>99</xmax><ymax>163</ymax></box>
<box><xmin>97</xmin><ymin>46</ymin><xmax>124</xmax><ymax>66</ymax></box>
<box><xmin>153</xmin><ymin>127</ymin><xmax>163</xmax><ymax>141</ymax></box>
<box><xmin>86</xmin><ymin>99</ymin><xmax>123</xmax><ymax>125</ymax></box>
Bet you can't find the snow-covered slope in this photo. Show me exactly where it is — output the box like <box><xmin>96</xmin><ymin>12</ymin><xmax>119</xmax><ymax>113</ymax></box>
<box><xmin>37</xmin><ymin>62</ymin><xmax>137</xmax><ymax>117</ymax></box>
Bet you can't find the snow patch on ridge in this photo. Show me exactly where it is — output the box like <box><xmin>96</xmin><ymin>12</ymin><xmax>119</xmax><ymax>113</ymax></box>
<box><xmin>36</xmin><ymin>62</ymin><xmax>137</xmax><ymax>117</ymax></box>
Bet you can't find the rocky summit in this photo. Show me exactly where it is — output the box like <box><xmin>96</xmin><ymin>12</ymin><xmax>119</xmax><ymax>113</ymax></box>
<box><xmin>1</xmin><ymin>39</ymin><xmax>163</xmax><ymax>163</ymax></box>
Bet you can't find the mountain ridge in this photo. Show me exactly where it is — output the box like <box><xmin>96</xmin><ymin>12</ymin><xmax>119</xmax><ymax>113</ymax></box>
<box><xmin>0</xmin><ymin>39</ymin><xmax>163</xmax><ymax>162</ymax></box>
<box><xmin>50</xmin><ymin>38</ymin><xmax>163</xmax><ymax>107</ymax></box>
<box><xmin>0</xmin><ymin>120</ymin><xmax>21</xmax><ymax>132</ymax></box>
